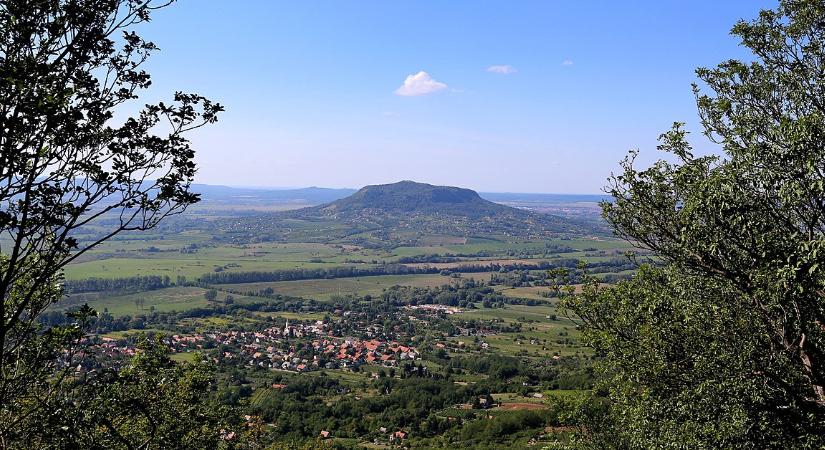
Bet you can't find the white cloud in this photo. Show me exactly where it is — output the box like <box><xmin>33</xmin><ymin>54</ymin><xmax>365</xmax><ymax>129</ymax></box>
<box><xmin>561</xmin><ymin>59</ymin><xmax>574</xmax><ymax>66</ymax></box>
<box><xmin>394</xmin><ymin>71</ymin><xmax>448</xmax><ymax>96</ymax></box>
<box><xmin>486</xmin><ymin>64</ymin><xmax>517</xmax><ymax>74</ymax></box>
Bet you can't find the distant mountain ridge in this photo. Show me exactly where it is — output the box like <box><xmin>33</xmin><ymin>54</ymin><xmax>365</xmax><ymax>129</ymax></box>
<box><xmin>191</xmin><ymin>184</ymin><xmax>356</xmax><ymax>205</ymax></box>
<box><xmin>190</xmin><ymin>182</ymin><xmax>606</xmax><ymax>209</ymax></box>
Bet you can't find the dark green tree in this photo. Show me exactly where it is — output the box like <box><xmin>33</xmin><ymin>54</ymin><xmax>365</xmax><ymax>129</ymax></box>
<box><xmin>14</xmin><ymin>337</ymin><xmax>245</xmax><ymax>449</ymax></box>
<box><xmin>0</xmin><ymin>0</ymin><xmax>223</xmax><ymax>445</ymax></box>
<box><xmin>566</xmin><ymin>1</ymin><xmax>825</xmax><ymax>447</ymax></box>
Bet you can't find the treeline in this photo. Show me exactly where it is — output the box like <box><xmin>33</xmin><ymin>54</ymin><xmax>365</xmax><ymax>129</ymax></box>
<box><xmin>197</xmin><ymin>259</ymin><xmax>627</xmax><ymax>286</ymax></box>
<box><xmin>198</xmin><ymin>264</ymin><xmax>438</xmax><ymax>284</ymax></box>
<box><xmin>489</xmin><ymin>258</ymin><xmax>639</xmax><ymax>288</ymax></box>
<box><xmin>377</xmin><ymin>282</ymin><xmax>545</xmax><ymax>308</ymax></box>
<box><xmin>63</xmin><ymin>258</ymin><xmax>636</xmax><ymax>294</ymax></box>
<box><xmin>39</xmin><ymin>295</ymin><xmax>321</xmax><ymax>334</ymax></box>
<box><xmin>393</xmin><ymin>244</ymin><xmax>575</xmax><ymax>264</ymax></box>
<box><xmin>62</xmin><ymin>275</ymin><xmax>175</xmax><ymax>294</ymax></box>
<box><xmin>395</xmin><ymin>254</ymin><xmax>461</xmax><ymax>264</ymax></box>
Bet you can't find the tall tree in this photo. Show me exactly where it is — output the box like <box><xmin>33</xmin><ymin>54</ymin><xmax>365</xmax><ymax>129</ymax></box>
<box><xmin>13</xmin><ymin>337</ymin><xmax>246</xmax><ymax>449</ymax></box>
<box><xmin>566</xmin><ymin>0</ymin><xmax>825</xmax><ymax>447</ymax></box>
<box><xmin>0</xmin><ymin>0</ymin><xmax>222</xmax><ymax>444</ymax></box>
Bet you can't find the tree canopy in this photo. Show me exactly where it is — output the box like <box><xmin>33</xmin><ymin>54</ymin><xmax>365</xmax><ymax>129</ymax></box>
<box><xmin>566</xmin><ymin>0</ymin><xmax>825</xmax><ymax>447</ymax></box>
<box><xmin>0</xmin><ymin>0</ymin><xmax>226</xmax><ymax>446</ymax></box>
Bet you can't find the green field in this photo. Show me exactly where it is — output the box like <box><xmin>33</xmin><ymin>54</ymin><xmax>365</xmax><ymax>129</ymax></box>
<box><xmin>251</xmin><ymin>310</ymin><xmax>329</xmax><ymax>321</ymax></box>
<box><xmin>63</xmin><ymin>256</ymin><xmax>359</xmax><ymax>280</ymax></box>
<box><xmin>452</xmin><ymin>303</ymin><xmax>584</xmax><ymax>357</ymax></box>
<box><xmin>64</xmin><ymin>236</ymin><xmax>634</xmax><ymax>281</ymax></box>
<box><xmin>65</xmin><ymin>286</ymin><xmax>221</xmax><ymax>316</ymax></box>
<box><xmin>218</xmin><ymin>273</ymin><xmax>483</xmax><ymax>300</ymax></box>
<box><xmin>60</xmin><ymin>231</ymin><xmax>633</xmax><ymax>337</ymax></box>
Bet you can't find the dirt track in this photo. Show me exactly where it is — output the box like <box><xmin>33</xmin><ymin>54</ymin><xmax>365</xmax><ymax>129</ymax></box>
<box><xmin>496</xmin><ymin>402</ymin><xmax>547</xmax><ymax>410</ymax></box>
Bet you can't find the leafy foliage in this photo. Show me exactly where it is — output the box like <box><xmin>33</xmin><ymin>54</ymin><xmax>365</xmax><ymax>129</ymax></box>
<box><xmin>0</xmin><ymin>0</ymin><xmax>225</xmax><ymax>446</ymax></box>
<box><xmin>567</xmin><ymin>0</ymin><xmax>825</xmax><ymax>447</ymax></box>
<box><xmin>13</xmin><ymin>337</ymin><xmax>247</xmax><ymax>449</ymax></box>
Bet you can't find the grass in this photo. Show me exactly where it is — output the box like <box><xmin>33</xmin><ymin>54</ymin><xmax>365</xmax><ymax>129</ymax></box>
<box><xmin>63</xmin><ymin>236</ymin><xmax>633</xmax><ymax>282</ymax></box>
<box><xmin>305</xmin><ymin>369</ymin><xmax>373</xmax><ymax>386</ymax></box>
<box><xmin>495</xmin><ymin>286</ymin><xmax>554</xmax><ymax>301</ymax></box>
<box><xmin>543</xmin><ymin>389</ymin><xmax>589</xmax><ymax>399</ymax></box>
<box><xmin>251</xmin><ymin>311</ymin><xmax>329</xmax><ymax>321</ymax></box>
<box><xmin>452</xmin><ymin>304</ymin><xmax>583</xmax><ymax>357</ymax></box>
<box><xmin>63</xmin><ymin>257</ymin><xmax>350</xmax><ymax>280</ymax></box>
<box><xmin>170</xmin><ymin>352</ymin><xmax>198</xmax><ymax>363</ymax></box>
<box><xmin>100</xmin><ymin>328</ymin><xmax>167</xmax><ymax>339</ymax></box>
<box><xmin>489</xmin><ymin>333</ymin><xmax>582</xmax><ymax>358</ymax></box>
<box><xmin>454</xmin><ymin>304</ymin><xmax>557</xmax><ymax>322</ymax></box>
<box><xmin>64</xmin><ymin>286</ymin><xmax>212</xmax><ymax>316</ymax></box>
<box><xmin>492</xmin><ymin>392</ymin><xmax>546</xmax><ymax>404</ymax></box>
<box><xmin>66</xmin><ymin>240</ymin><xmax>398</xmax><ymax>280</ymax></box>
<box><xmin>218</xmin><ymin>273</ymin><xmax>478</xmax><ymax>301</ymax></box>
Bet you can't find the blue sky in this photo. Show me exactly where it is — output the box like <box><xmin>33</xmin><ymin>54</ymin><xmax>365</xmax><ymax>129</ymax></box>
<box><xmin>138</xmin><ymin>0</ymin><xmax>775</xmax><ymax>193</ymax></box>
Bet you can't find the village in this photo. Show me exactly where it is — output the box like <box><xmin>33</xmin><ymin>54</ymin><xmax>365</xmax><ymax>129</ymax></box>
<box><xmin>89</xmin><ymin>318</ymin><xmax>420</xmax><ymax>373</ymax></box>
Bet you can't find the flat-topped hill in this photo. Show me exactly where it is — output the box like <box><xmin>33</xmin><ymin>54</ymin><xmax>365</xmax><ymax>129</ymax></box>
<box><xmin>314</xmin><ymin>181</ymin><xmax>511</xmax><ymax>217</ymax></box>
<box><xmin>207</xmin><ymin>181</ymin><xmax>603</xmax><ymax>247</ymax></box>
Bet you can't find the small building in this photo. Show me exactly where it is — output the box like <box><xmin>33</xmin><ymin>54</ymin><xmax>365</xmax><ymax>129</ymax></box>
<box><xmin>390</xmin><ymin>430</ymin><xmax>408</xmax><ymax>441</ymax></box>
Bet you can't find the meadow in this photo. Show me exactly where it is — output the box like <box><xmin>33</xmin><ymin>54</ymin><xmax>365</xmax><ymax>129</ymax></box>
<box><xmin>216</xmin><ymin>272</ymin><xmax>500</xmax><ymax>301</ymax></box>
<box><xmin>59</xmin><ymin>231</ymin><xmax>634</xmax><ymax>319</ymax></box>
<box><xmin>65</xmin><ymin>234</ymin><xmax>633</xmax><ymax>280</ymax></box>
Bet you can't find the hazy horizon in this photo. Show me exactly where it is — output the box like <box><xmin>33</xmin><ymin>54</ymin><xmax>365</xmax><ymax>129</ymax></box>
<box><xmin>200</xmin><ymin>180</ymin><xmax>606</xmax><ymax>196</ymax></box>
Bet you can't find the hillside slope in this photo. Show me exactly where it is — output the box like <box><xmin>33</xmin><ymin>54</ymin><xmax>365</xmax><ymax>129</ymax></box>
<box><xmin>229</xmin><ymin>181</ymin><xmax>594</xmax><ymax>245</ymax></box>
<box><xmin>313</xmin><ymin>181</ymin><xmax>512</xmax><ymax>218</ymax></box>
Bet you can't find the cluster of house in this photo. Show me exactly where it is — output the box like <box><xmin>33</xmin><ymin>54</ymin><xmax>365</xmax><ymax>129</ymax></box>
<box><xmin>241</xmin><ymin>335</ymin><xmax>419</xmax><ymax>372</ymax></box>
<box><xmin>164</xmin><ymin>319</ymin><xmax>326</xmax><ymax>351</ymax></box>
<box><xmin>310</xmin><ymin>337</ymin><xmax>419</xmax><ymax>368</ymax></box>
<box><xmin>157</xmin><ymin>319</ymin><xmax>417</xmax><ymax>372</ymax></box>
<box><xmin>80</xmin><ymin>337</ymin><xmax>138</xmax><ymax>367</ymax></box>
<box><xmin>86</xmin><ymin>312</ymin><xmax>423</xmax><ymax>374</ymax></box>
<box><xmin>404</xmin><ymin>304</ymin><xmax>462</xmax><ymax>315</ymax></box>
